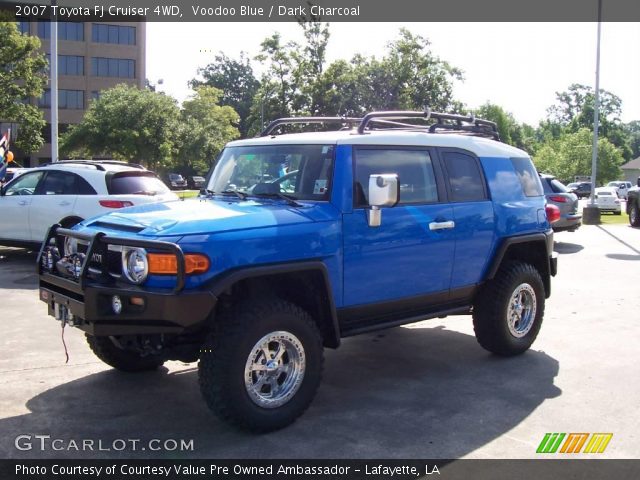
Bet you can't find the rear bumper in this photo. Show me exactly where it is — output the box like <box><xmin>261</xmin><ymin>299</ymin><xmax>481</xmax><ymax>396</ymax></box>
<box><xmin>553</xmin><ymin>213</ymin><xmax>582</xmax><ymax>231</ymax></box>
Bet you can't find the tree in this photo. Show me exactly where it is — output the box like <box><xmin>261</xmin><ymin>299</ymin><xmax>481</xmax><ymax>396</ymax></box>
<box><xmin>625</xmin><ymin>120</ymin><xmax>640</xmax><ymax>160</ymax></box>
<box><xmin>546</xmin><ymin>83</ymin><xmax>632</xmax><ymax>160</ymax></box>
<box><xmin>190</xmin><ymin>53</ymin><xmax>259</xmax><ymax>138</ymax></box>
<box><xmin>60</xmin><ymin>84</ymin><xmax>180</xmax><ymax>170</ymax></box>
<box><xmin>0</xmin><ymin>15</ymin><xmax>47</xmax><ymax>153</ymax></box>
<box><xmin>474</xmin><ymin>103</ymin><xmax>536</xmax><ymax>153</ymax></box>
<box><xmin>533</xmin><ymin>128</ymin><xmax>623</xmax><ymax>184</ymax></box>
<box><xmin>176</xmin><ymin>86</ymin><xmax>240</xmax><ymax>174</ymax></box>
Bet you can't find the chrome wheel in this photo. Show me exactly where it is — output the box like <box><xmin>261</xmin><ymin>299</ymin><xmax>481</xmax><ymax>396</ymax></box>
<box><xmin>507</xmin><ymin>283</ymin><xmax>537</xmax><ymax>338</ymax></box>
<box><xmin>244</xmin><ymin>331</ymin><xmax>305</xmax><ymax>409</ymax></box>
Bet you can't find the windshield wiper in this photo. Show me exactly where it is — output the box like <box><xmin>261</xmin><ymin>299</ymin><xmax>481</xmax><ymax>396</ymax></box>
<box><xmin>252</xmin><ymin>191</ymin><xmax>302</xmax><ymax>207</ymax></box>
<box><xmin>221</xmin><ymin>189</ymin><xmax>248</xmax><ymax>200</ymax></box>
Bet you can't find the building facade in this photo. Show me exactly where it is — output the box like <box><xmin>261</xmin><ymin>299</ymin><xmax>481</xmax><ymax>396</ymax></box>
<box><xmin>15</xmin><ymin>21</ymin><xmax>146</xmax><ymax>166</ymax></box>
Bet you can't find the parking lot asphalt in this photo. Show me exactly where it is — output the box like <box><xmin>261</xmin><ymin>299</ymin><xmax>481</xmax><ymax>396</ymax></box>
<box><xmin>0</xmin><ymin>223</ymin><xmax>639</xmax><ymax>460</ymax></box>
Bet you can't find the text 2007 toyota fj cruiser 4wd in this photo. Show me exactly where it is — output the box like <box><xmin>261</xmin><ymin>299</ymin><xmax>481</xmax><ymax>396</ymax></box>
<box><xmin>38</xmin><ymin>111</ymin><xmax>558</xmax><ymax>432</ymax></box>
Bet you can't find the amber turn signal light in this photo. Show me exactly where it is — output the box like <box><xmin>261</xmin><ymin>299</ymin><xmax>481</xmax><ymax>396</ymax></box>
<box><xmin>147</xmin><ymin>253</ymin><xmax>210</xmax><ymax>275</ymax></box>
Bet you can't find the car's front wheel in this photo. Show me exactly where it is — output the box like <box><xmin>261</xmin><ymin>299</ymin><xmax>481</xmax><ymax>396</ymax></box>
<box><xmin>86</xmin><ymin>335</ymin><xmax>165</xmax><ymax>372</ymax></box>
<box><xmin>198</xmin><ymin>299</ymin><xmax>323</xmax><ymax>432</ymax></box>
<box><xmin>629</xmin><ymin>203</ymin><xmax>640</xmax><ymax>227</ymax></box>
<box><xmin>473</xmin><ymin>261</ymin><xmax>545</xmax><ymax>356</ymax></box>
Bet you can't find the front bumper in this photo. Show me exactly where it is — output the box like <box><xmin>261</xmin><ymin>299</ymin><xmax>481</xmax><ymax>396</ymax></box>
<box><xmin>38</xmin><ymin>225</ymin><xmax>217</xmax><ymax>336</ymax></box>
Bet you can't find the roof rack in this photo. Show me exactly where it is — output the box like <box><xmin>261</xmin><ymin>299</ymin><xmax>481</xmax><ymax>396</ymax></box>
<box><xmin>260</xmin><ymin>117</ymin><xmax>362</xmax><ymax>137</ymax></box>
<box><xmin>39</xmin><ymin>160</ymin><xmax>146</xmax><ymax>171</ymax></box>
<box><xmin>357</xmin><ymin>110</ymin><xmax>500</xmax><ymax>140</ymax></box>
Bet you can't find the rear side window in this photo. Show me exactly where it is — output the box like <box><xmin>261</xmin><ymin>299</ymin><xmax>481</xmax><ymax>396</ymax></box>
<box><xmin>108</xmin><ymin>173</ymin><xmax>170</xmax><ymax>195</ymax></box>
<box><xmin>442</xmin><ymin>151</ymin><xmax>487</xmax><ymax>202</ymax></box>
<box><xmin>511</xmin><ymin>157</ymin><xmax>543</xmax><ymax>197</ymax></box>
<box><xmin>353</xmin><ymin>148</ymin><xmax>438</xmax><ymax>207</ymax></box>
<box><xmin>76</xmin><ymin>175</ymin><xmax>97</xmax><ymax>195</ymax></box>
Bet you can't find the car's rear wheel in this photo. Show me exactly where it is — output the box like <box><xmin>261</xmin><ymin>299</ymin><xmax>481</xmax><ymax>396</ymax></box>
<box><xmin>473</xmin><ymin>261</ymin><xmax>545</xmax><ymax>356</ymax></box>
<box><xmin>198</xmin><ymin>299</ymin><xmax>323</xmax><ymax>432</ymax></box>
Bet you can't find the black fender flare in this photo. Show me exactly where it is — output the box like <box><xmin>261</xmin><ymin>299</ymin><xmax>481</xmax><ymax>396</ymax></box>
<box><xmin>207</xmin><ymin>261</ymin><xmax>340</xmax><ymax>348</ymax></box>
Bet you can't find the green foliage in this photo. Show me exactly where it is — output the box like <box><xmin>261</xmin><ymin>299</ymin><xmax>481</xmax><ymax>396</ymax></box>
<box><xmin>60</xmin><ymin>84</ymin><xmax>180</xmax><ymax>170</ymax></box>
<box><xmin>546</xmin><ymin>83</ymin><xmax>632</xmax><ymax>159</ymax></box>
<box><xmin>60</xmin><ymin>84</ymin><xmax>240</xmax><ymax>174</ymax></box>
<box><xmin>197</xmin><ymin>25</ymin><xmax>467</xmax><ymax>136</ymax></box>
<box><xmin>474</xmin><ymin>103</ymin><xmax>536</xmax><ymax>154</ymax></box>
<box><xmin>625</xmin><ymin>120</ymin><xmax>640</xmax><ymax>160</ymax></box>
<box><xmin>176</xmin><ymin>86</ymin><xmax>240</xmax><ymax>174</ymax></box>
<box><xmin>0</xmin><ymin>15</ymin><xmax>47</xmax><ymax>153</ymax></box>
<box><xmin>533</xmin><ymin>128</ymin><xmax>623</xmax><ymax>184</ymax></box>
<box><xmin>190</xmin><ymin>53</ymin><xmax>259</xmax><ymax>138</ymax></box>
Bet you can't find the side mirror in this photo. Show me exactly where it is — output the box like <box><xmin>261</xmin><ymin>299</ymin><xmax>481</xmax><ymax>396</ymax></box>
<box><xmin>367</xmin><ymin>174</ymin><xmax>399</xmax><ymax>227</ymax></box>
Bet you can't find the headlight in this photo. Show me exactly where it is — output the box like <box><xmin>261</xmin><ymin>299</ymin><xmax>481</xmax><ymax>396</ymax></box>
<box><xmin>122</xmin><ymin>248</ymin><xmax>148</xmax><ymax>284</ymax></box>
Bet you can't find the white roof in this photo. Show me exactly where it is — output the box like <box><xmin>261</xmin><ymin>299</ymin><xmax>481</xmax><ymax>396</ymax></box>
<box><xmin>227</xmin><ymin>130</ymin><xmax>528</xmax><ymax>158</ymax></box>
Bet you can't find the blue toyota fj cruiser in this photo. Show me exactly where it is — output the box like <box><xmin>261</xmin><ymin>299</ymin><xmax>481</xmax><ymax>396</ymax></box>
<box><xmin>38</xmin><ymin>111</ymin><xmax>558</xmax><ymax>432</ymax></box>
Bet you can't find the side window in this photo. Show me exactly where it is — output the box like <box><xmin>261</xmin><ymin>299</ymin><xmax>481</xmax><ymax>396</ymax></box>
<box><xmin>75</xmin><ymin>174</ymin><xmax>97</xmax><ymax>195</ymax></box>
<box><xmin>442</xmin><ymin>151</ymin><xmax>487</xmax><ymax>202</ymax></box>
<box><xmin>37</xmin><ymin>171</ymin><xmax>78</xmax><ymax>195</ymax></box>
<box><xmin>354</xmin><ymin>148</ymin><xmax>438</xmax><ymax>207</ymax></box>
<box><xmin>4</xmin><ymin>171</ymin><xmax>45</xmax><ymax>196</ymax></box>
<box><xmin>511</xmin><ymin>157</ymin><xmax>544</xmax><ymax>197</ymax></box>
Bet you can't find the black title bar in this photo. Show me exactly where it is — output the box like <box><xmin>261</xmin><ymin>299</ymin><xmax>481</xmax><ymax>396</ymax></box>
<box><xmin>2</xmin><ymin>0</ymin><xmax>640</xmax><ymax>22</ymax></box>
<box><xmin>2</xmin><ymin>460</ymin><xmax>640</xmax><ymax>480</ymax></box>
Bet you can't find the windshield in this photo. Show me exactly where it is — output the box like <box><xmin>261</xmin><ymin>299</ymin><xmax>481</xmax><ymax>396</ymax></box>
<box><xmin>207</xmin><ymin>144</ymin><xmax>335</xmax><ymax>201</ymax></box>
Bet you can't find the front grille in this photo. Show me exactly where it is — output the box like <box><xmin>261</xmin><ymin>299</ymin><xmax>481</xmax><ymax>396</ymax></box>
<box><xmin>87</xmin><ymin>250</ymin><xmax>123</xmax><ymax>277</ymax></box>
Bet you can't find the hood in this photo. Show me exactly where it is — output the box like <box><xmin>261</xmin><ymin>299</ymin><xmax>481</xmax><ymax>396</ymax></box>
<box><xmin>84</xmin><ymin>198</ymin><xmax>317</xmax><ymax>236</ymax></box>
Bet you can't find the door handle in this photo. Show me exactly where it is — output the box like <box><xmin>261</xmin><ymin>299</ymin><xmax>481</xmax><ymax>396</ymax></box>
<box><xmin>18</xmin><ymin>200</ymin><xmax>27</xmax><ymax>206</ymax></box>
<box><xmin>429</xmin><ymin>220</ymin><xmax>455</xmax><ymax>231</ymax></box>
<box><xmin>58</xmin><ymin>201</ymin><xmax>71</xmax><ymax>206</ymax></box>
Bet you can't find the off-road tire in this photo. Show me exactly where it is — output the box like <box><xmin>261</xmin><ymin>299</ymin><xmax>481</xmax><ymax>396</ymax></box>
<box><xmin>473</xmin><ymin>261</ymin><xmax>545</xmax><ymax>356</ymax></box>
<box><xmin>630</xmin><ymin>203</ymin><xmax>640</xmax><ymax>227</ymax></box>
<box><xmin>198</xmin><ymin>299</ymin><xmax>324</xmax><ymax>433</ymax></box>
<box><xmin>86</xmin><ymin>334</ymin><xmax>165</xmax><ymax>372</ymax></box>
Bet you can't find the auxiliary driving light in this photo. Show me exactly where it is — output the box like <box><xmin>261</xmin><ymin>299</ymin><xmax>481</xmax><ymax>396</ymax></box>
<box><xmin>112</xmin><ymin>295</ymin><xmax>123</xmax><ymax>315</ymax></box>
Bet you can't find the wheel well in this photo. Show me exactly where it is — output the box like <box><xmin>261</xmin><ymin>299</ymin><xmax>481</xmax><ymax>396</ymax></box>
<box><xmin>494</xmin><ymin>241</ymin><xmax>551</xmax><ymax>297</ymax></box>
<box><xmin>59</xmin><ymin>216</ymin><xmax>83</xmax><ymax>228</ymax></box>
<box><xmin>214</xmin><ymin>270</ymin><xmax>339</xmax><ymax>348</ymax></box>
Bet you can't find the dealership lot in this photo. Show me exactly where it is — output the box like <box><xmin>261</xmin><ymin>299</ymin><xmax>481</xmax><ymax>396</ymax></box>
<box><xmin>0</xmin><ymin>224</ymin><xmax>639</xmax><ymax>459</ymax></box>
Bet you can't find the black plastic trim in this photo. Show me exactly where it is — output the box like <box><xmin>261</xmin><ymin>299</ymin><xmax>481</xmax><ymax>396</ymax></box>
<box><xmin>207</xmin><ymin>261</ymin><xmax>340</xmax><ymax>348</ymax></box>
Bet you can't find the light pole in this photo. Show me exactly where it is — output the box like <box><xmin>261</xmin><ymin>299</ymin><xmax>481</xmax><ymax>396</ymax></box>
<box><xmin>583</xmin><ymin>0</ymin><xmax>603</xmax><ymax>225</ymax></box>
<box><xmin>50</xmin><ymin>0</ymin><xmax>59</xmax><ymax>162</ymax></box>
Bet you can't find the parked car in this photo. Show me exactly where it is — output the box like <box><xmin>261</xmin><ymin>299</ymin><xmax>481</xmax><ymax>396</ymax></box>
<box><xmin>166</xmin><ymin>173</ymin><xmax>187</xmax><ymax>190</ymax></box>
<box><xmin>540</xmin><ymin>174</ymin><xmax>581</xmax><ymax>232</ymax></box>
<box><xmin>594</xmin><ymin>187</ymin><xmax>622</xmax><ymax>214</ymax></box>
<box><xmin>187</xmin><ymin>175</ymin><xmax>206</xmax><ymax>190</ymax></box>
<box><xmin>625</xmin><ymin>178</ymin><xmax>640</xmax><ymax>227</ymax></box>
<box><xmin>567</xmin><ymin>181</ymin><xmax>592</xmax><ymax>199</ymax></box>
<box><xmin>606</xmin><ymin>181</ymin><xmax>633</xmax><ymax>199</ymax></box>
<box><xmin>0</xmin><ymin>160</ymin><xmax>178</xmax><ymax>248</ymax></box>
<box><xmin>38</xmin><ymin>111</ymin><xmax>557</xmax><ymax>432</ymax></box>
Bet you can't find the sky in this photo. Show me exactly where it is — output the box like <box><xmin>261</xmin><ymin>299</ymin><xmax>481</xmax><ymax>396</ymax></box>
<box><xmin>146</xmin><ymin>22</ymin><xmax>640</xmax><ymax>126</ymax></box>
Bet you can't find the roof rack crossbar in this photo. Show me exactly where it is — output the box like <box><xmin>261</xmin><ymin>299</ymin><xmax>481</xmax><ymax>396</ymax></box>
<box><xmin>357</xmin><ymin>110</ymin><xmax>498</xmax><ymax>136</ymax></box>
<box><xmin>260</xmin><ymin>117</ymin><xmax>362</xmax><ymax>137</ymax></box>
<box><xmin>39</xmin><ymin>160</ymin><xmax>146</xmax><ymax>170</ymax></box>
<box><xmin>427</xmin><ymin>123</ymin><xmax>500</xmax><ymax>141</ymax></box>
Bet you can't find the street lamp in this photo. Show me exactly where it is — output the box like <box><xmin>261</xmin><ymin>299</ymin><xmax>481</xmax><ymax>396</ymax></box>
<box><xmin>583</xmin><ymin>0</ymin><xmax>603</xmax><ymax>225</ymax></box>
